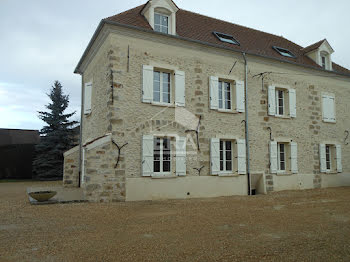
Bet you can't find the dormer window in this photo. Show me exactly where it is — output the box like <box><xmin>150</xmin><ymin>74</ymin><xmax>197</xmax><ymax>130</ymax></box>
<box><xmin>321</xmin><ymin>56</ymin><xmax>326</xmax><ymax>69</ymax></box>
<box><xmin>154</xmin><ymin>13</ymin><xmax>169</xmax><ymax>34</ymax></box>
<box><xmin>141</xmin><ymin>0</ymin><xmax>179</xmax><ymax>36</ymax></box>
<box><xmin>213</xmin><ymin>32</ymin><xmax>240</xmax><ymax>46</ymax></box>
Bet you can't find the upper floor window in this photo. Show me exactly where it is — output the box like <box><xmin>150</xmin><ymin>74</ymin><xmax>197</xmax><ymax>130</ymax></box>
<box><xmin>275</xmin><ymin>89</ymin><xmax>285</xmax><ymax>116</ymax></box>
<box><xmin>153</xmin><ymin>71</ymin><xmax>171</xmax><ymax>104</ymax></box>
<box><xmin>154</xmin><ymin>13</ymin><xmax>169</xmax><ymax>34</ymax></box>
<box><xmin>218</xmin><ymin>81</ymin><xmax>232</xmax><ymax>110</ymax></box>
<box><xmin>268</xmin><ymin>86</ymin><xmax>296</xmax><ymax>118</ymax></box>
<box><xmin>322</xmin><ymin>94</ymin><xmax>336</xmax><ymax>123</ymax></box>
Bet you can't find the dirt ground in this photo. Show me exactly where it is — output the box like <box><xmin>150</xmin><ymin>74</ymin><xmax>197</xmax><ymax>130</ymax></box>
<box><xmin>0</xmin><ymin>182</ymin><xmax>349</xmax><ymax>262</ymax></box>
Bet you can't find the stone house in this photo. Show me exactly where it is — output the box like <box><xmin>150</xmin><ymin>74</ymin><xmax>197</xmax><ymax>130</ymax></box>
<box><xmin>64</xmin><ymin>0</ymin><xmax>350</xmax><ymax>202</ymax></box>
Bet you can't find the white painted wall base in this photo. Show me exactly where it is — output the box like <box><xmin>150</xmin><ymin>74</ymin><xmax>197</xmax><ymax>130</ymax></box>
<box><xmin>126</xmin><ymin>175</ymin><xmax>248</xmax><ymax>201</ymax></box>
<box><xmin>321</xmin><ymin>173</ymin><xmax>350</xmax><ymax>188</ymax></box>
<box><xmin>273</xmin><ymin>174</ymin><xmax>315</xmax><ymax>191</ymax></box>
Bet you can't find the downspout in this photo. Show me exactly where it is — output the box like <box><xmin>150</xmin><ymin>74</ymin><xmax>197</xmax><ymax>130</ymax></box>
<box><xmin>242</xmin><ymin>53</ymin><xmax>251</xmax><ymax>196</ymax></box>
<box><xmin>78</xmin><ymin>75</ymin><xmax>84</xmax><ymax>188</ymax></box>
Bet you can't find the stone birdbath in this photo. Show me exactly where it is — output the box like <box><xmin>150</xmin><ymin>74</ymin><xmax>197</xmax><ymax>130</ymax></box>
<box><xmin>29</xmin><ymin>191</ymin><xmax>57</xmax><ymax>202</ymax></box>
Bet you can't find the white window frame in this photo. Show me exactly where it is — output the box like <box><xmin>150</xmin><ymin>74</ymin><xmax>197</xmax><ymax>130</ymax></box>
<box><xmin>153</xmin><ymin>70</ymin><xmax>171</xmax><ymax>105</ymax></box>
<box><xmin>275</xmin><ymin>89</ymin><xmax>285</xmax><ymax>116</ymax></box>
<box><xmin>153</xmin><ymin>137</ymin><xmax>171</xmax><ymax>175</ymax></box>
<box><xmin>218</xmin><ymin>80</ymin><xmax>232</xmax><ymax>111</ymax></box>
<box><xmin>219</xmin><ymin>140</ymin><xmax>234</xmax><ymax>174</ymax></box>
<box><xmin>277</xmin><ymin>143</ymin><xmax>286</xmax><ymax>172</ymax></box>
<box><xmin>154</xmin><ymin>13</ymin><xmax>169</xmax><ymax>34</ymax></box>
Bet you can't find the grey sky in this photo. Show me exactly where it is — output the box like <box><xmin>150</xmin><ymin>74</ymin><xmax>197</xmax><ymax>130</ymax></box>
<box><xmin>1</xmin><ymin>0</ymin><xmax>349</xmax><ymax>130</ymax></box>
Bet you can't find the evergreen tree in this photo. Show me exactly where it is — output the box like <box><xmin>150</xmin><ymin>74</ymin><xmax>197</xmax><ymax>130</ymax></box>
<box><xmin>33</xmin><ymin>81</ymin><xmax>78</xmax><ymax>180</ymax></box>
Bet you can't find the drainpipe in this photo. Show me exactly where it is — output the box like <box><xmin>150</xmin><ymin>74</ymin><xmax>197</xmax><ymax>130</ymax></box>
<box><xmin>242</xmin><ymin>53</ymin><xmax>251</xmax><ymax>196</ymax></box>
<box><xmin>78</xmin><ymin>75</ymin><xmax>84</xmax><ymax>188</ymax></box>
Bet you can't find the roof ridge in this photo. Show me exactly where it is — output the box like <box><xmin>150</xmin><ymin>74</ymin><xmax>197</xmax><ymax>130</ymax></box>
<box><xmin>179</xmin><ymin>9</ymin><xmax>304</xmax><ymax>49</ymax></box>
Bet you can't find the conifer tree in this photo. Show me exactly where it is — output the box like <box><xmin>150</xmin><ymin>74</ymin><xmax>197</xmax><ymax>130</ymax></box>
<box><xmin>33</xmin><ymin>81</ymin><xmax>78</xmax><ymax>180</ymax></box>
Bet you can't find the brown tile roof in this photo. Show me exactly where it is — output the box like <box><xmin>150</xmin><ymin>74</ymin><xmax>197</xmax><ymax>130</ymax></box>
<box><xmin>302</xmin><ymin>39</ymin><xmax>325</xmax><ymax>54</ymax></box>
<box><xmin>105</xmin><ymin>4</ymin><xmax>350</xmax><ymax>75</ymax></box>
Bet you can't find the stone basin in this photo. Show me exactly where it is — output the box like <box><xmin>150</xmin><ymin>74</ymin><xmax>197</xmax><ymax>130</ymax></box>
<box><xmin>29</xmin><ymin>191</ymin><xmax>57</xmax><ymax>202</ymax></box>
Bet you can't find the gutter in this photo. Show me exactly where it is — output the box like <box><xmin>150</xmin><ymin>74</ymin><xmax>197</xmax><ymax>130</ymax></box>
<box><xmin>75</xmin><ymin>19</ymin><xmax>350</xmax><ymax>79</ymax></box>
<box><xmin>242</xmin><ymin>53</ymin><xmax>251</xmax><ymax>196</ymax></box>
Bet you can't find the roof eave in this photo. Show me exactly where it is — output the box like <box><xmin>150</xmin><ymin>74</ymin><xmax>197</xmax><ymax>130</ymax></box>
<box><xmin>75</xmin><ymin>19</ymin><xmax>350</xmax><ymax>78</ymax></box>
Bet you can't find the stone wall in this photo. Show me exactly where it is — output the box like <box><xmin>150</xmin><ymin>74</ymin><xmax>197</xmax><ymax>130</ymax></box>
<box><xmin>63</xmin><ymin>146</ymin><xmax>79</xmax><ymax>187</ymax></box>
<box><xmin>82</xmin><ymin>136</ymin><xmax>126</xmax><ymax>202</ymax></box>
<box><xmin>77</xmin><ymin>24</ymin><xmax>350</xmax><ymax>201</ymax></box>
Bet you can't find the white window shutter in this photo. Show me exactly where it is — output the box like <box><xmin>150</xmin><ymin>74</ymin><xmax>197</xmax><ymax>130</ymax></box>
<box><xmin>290</xmin><ymin>142</ymin><xmax>298</xmax><ymax>173</ymax></box>
<box><xmin>289</xmin><ymin>89</ymin><xmax>297</xmax><ymax>118</ymax></box>
<box><xmin>142</xmin><ymin>135</ymin><xmax>154</xmax><ymax>177</ymax></box>
<box><xmin>142</xmin><ymin>65</ymin><xmax>153</xmax><ymax>103</ymax></box>
<box><xmin>319</xmin><ymin>144</ymin><xmax>326</xmax><ymax>173</ymax></box>
<box><xmin>329</xmin><ymin>96</ymin><xmax>336</xmax><ymax>122</ymax></box>
<box><xmin>176</xmin><ymin>137</ymin><xmax>187</xmax><ymax>176</ymax></box>
<box><xmin>235</xmin><ymin>80</ymin><xmax>245</xmax><ymax>113</ymax></box>
<box><xmin>237</xmin><ymin>139</ymin><xmax>246</xmax><ymax>174</ymax></box>
<box><xmin>209</xmin><ymin>76</ymin><xmax>219</xmax><ymax>110</ymax></box>
<box><xmin>268</xmin><ymin>86</ymin><xmax>276</xmax><ymax>116</ymax></box>
<box><xmin>270</xmin><ymin>141</ymin><xmax>277</xmax><ymax>174</ymax></box>
<box><xmin>210</xmin><ymin>138</ymin><xmax>220</xmax><ymax>175</ymax></box>
<box><xmin>175</xmin><ymin>71</ymin><xmax>185</xmax><ymax>107</ymax></box>
<box><xmin>336</xmin><ymin>145</ymin><xmax>342</xmax><ymax>173</ymax></box>
<box><xmin>84</xmin><ymin>82</ymin><xmax>92</xmax><ymax>115</ymax></box>
<box><xmin>322</xmin><ymin>95</ymin><xmax>329</xmax><ymax>122</ymax></box>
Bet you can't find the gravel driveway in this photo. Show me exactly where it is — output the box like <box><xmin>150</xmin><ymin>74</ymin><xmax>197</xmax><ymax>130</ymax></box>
<box><xmin>0</xmin><ymin>181</ymin><xmax>350</xmax><ymax>262</ymax></box>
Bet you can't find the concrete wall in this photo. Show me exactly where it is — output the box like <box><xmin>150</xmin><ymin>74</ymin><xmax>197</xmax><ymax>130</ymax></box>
<box><xmin>73</xmin><ymin>24</ymin><xmax>350</xmax><ymax>202</ymax></box>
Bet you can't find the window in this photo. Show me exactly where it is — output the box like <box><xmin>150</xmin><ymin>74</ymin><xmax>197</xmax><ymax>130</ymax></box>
<box><xmin>213</xmin><ymin>32</ymin><xmax>240</xmax><ymax>45</ymax></box>
<box><xmin>153</xmin><ymin>71</ymin><xmax>171</xmax><ymax>104</ymax></box>
<box><xmin>270</xmin><ymin>141</ymin><xmax>298</xmax><ymax>174</ymax></box>
<box><xmin>275</xmin><ymin>89</ymin><xmax>285</xmax><ymax>116</ymax></box>
<box><xmin>322</xmin><ymin>56</ymin><xmax>326</xmax><ymax>69</ymax></box>
<box><xmin>272</xmin><ymin>46</ymin><xmax>296</xmax><ymax>58</ymax></box>
<box><xmin>218</xmin><ymin>81</ymin><xmax>232</xmax><ymax>110</ymax></box>
<box><xmin>320</xmin><ymin>144</ymin><xmax>342</xmax><ymax>173</ymax></box>
<box><xmin>154</xmin><ymin>137</ymin><xmax>171</xmax><ymax>174</ymax></box>
<box><xmin>277</xmin><ymin>143</ymin><xmax>286</xmax><ymax>171</ymax></box>
<box><xmin>154</xmin><ymin>13</ymin><xmax>169</xmax><ymax>34</ymax></box>
<box><xmin>322</xmin><ymin>94</ymin><xmax>336</xmax><ymax>123</ymax></box>
<box><xmin>325</xmin><ymin>145</ymin><xmax>331</xmax><ymax>171</ymax></box>
<box><xmin>220</xmin><ymin>140</ymin><xmax>233</xmax><ymax>172</ymax></box>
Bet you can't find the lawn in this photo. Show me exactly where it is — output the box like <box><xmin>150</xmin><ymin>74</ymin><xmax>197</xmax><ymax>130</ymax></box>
<box><xmin>0</xmin><ymin>181</ymin><xmax>349</xmax><ymax>262</ymax></box>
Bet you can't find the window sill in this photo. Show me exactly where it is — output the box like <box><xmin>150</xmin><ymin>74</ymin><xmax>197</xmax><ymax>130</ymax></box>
<box><xmin>322</xmin><ymin>120</ymin><xmax>336</xmax><ymax>124</ymax></box>
<box><xmin>274</xmin><ymin>115</ymin><xmax>292</xmax><ymax>119</ymax></box>
<box><xmin>151</xmin><ymin>102</ymin><xmax>174</xmax><ymax>108</ymax></box>
<box><xmin>217</xmin><ymin>109</ymin><xmax>238</xmax><ymax>114</ymax></box>
<box><xmin>276</xmin><ymin>171</ymin><xmax>293</xmax><ymax>176</ymax></box>
<box><xmin>218</xmin><ymin>173</ymin><xmax>240</xmax><ymax>177</ymax></box>
<box><xmin>151</xmin><ymin>174</ymin><xmax>177</xmax><ymax>179</ymax></box>
<box><xmin>323</xmin><ymin>171</ymin><xmax>338</xmax><ymax>175</ymax></box>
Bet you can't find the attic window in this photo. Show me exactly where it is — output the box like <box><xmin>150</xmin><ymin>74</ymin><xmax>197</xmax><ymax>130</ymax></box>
<box><xmin>273</xmin><ymin>46</ymin><xmax>296</xmax><ymax>58</ymax></box>
<box><xmin>213</xmin><ymin>32</ymin><xmax>240</xmax><ymax>45</ymax></box>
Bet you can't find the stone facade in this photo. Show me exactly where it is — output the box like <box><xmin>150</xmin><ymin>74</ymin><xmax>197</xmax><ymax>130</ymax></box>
<box><xmin>63</xmin><ymin>146</ymin><xmax>79</xmax><ymax>187</ymax></box>
<box><xmin>64</xmin><ymin>22</ymin><xmax>350</xmax><ymax>202</ymax></box>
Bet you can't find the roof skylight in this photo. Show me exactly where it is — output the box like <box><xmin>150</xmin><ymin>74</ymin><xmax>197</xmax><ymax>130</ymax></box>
<box><xmin>213</xmin><ymin>32</ymin><xmax>240</xmax><ymax>46</ymax></box>
<box><xmin>273</xmin><ymin>46</ymin><xmax>296</xmax><ymax>58</ymax></box>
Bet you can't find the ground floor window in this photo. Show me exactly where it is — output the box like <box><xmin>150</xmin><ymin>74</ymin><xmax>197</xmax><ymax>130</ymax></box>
<box><xmin>154</xmin><ymin>137</ymin><xmax>171</xmax><ymax>174</ymax></box>
<box><xmin>277</xmin><ymin>143</ymin><xmax>286</xmax><ymax>171</ymax></box>
<box><xmin>220</xmin><ymin>140</ymin><xmax>233</xmax><ymax>172</ymax></box>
